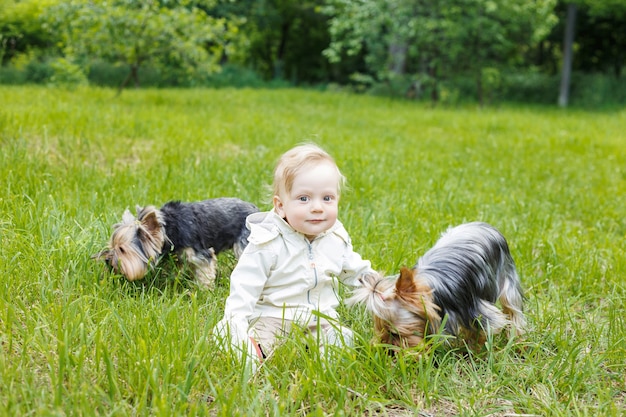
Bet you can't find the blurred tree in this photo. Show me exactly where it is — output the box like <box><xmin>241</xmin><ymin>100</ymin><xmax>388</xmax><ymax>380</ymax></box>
<box><xmin>0</xmin><ymin>0</ymin><xmax>58</xmax><ymax>65</ymax></box>
<box><xmin>324</xmin><ymin>0</ymin><xmax>557</xmax><ymax>104</ymax></box>
<box><xmin>3</xmin><ymin>0</ymin><xmax>624</xmax><ymax>104</ymax></box>
<box><xmin>210</xmin><ymin>0</ymin><xmax>334</xmax><ymax>83</ymax></box>
<box><xmin>577</xmin><ymin>0</ymin><xmax>626</xmax><ymax>76</ymax></box>
<box><xmin>553</xmin><ymin>0</ymin><xmax>626</xmax><ymax>106</ymax></box>
<box><xmin>558</xmin><ymin>2</ymin><xmax>577</xmax><ymax>107</ymax></box>
<box><xmin>43</xmin><ymin>0</ymin><xmax>235</xmax><ymax>93</ymax></box>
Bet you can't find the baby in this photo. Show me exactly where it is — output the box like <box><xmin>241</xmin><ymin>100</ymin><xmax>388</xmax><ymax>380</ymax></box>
<box><xmin>214</xmin><ymin>143</ymin><xmax>375</xmax><ymax>369</ymax></box>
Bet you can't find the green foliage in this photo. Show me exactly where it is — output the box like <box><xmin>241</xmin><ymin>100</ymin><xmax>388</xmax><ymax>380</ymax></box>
<box><xmin>1</xmin><ymin>0</ymin><xmax>625</xmax><ymax>106</ymax></box>
<box><xmin>201</xmin><ymin>63</ymin><xmax>266</xmax><ymax>88</ymax></box>
<box><xmin>0</xmin><ymin>0</ymin><xmax>59</xmax><ymax>64</ymax></box>
<box><xmin>481</xmin><ymin>70</ymin><xmax>626</xmax><ymax>107</ymax></box>
<box><xmin>41</xmin><ymin>0</ymin><xmax>235</xmax><ymax>91</ymax></box>
<box><xmin>86</xmin><ymin>60</ymin><xmax>161</xmax><ymax>88</ymax></box>
<box><xmin>586</xmin><ymin>0</ymin><xmax>626</xmax><ymax>18</ymax></box>
<box><xmin>48</xmin><ymin>57</ymin><xmax>87</xmax><ymax>88</ymax></box>
<box><xmin>0</xmin><ymin>64</ymin><xmax>23</xmax><ymax>83</ymax></box>
<box><xmin>23</xmin><ymin>57</ymin><xmax>54</xmax><ymax>83</ymax></box>
<box><xmin>569</xmin><ymin>71</ymin><xmax>626</xmax><ymax>107</ymax></box>
<box><xmin>323</xmin><ymin>0</ymin><xmax>387</xmax><ymax>73</ymax></box>
<box><xmin>324</xmin><ymin>0</ymin><xmax>559</xmax><ymax>104</ymax></box>
<box><xmin>1</xmin><ymin>86</ymin><xmax>625</xmax><ymax>415</ymax></box>
<box><xmin>212</xmin><ymin>0</ymin><xmax>334</xmax><ymax>83</ymax></box>
<box><xmin>342</xmin><ymin>71</ymin><xmax>626</xmax><ymax>107</ymax></box>
<box><xmin>570</xmin><ymin>1</ymin><xmax>626</xmax><ymax>76</ymax></box>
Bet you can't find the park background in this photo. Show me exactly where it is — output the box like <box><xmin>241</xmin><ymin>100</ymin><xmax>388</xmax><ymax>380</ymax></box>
<box><xmin>1</xmin><ymin>1</ymin><xmax>625</xmax><ymax>416</ymax></box>
<box><xmin>1</xmin><ymin>0</ymin><xmax>626</xmax><ymax>107</ymax></box>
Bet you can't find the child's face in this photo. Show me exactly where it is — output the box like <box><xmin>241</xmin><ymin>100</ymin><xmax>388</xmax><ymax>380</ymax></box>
<box><xmin>274</xmin><ymin>161</ymin><xmax>340</xmax><ymax>240</ymax></box>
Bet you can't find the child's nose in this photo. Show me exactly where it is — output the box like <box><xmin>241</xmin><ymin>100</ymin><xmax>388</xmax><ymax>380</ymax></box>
<box><xmin>311</xmin><ymin>199</ymin><xmax>323</xmax><ymax>210</ymax></box>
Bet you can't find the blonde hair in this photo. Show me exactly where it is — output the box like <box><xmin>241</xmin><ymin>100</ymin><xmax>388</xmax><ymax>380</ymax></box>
<box><xmin>273</xmin><ymin>143</ymin><xmax>346</xmax><ymax>197</ymax></box>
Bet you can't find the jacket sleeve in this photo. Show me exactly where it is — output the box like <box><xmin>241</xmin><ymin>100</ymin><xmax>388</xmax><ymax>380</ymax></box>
<box><xmin>339</xmin><ymin>240</ymin><xmax>375</xmax><ymax>287</ymax></box>
<box><xmin>221</xmin><ymin>241</ymin><xmax>276</xmax><ymax>322</ymax></box>
<box><xmin>213</xmin><ymin>241</ymin><xmax>276</xmax><ymax>349</ymax></box>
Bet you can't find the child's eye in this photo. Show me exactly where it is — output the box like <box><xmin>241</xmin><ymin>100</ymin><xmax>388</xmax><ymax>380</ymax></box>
<box><xmin>323</xmin><ymin>195</ymin><xmax>334</xmax><ymax>202</ymax></box>
<box><xmin>298</xmin><ymin>196</ymin><xmax>309</xmax><ymax>202</ymax></box>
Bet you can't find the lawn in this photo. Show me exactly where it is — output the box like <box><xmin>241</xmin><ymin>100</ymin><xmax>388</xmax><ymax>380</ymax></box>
<box><xmin>1</xmin><ymin>85</ymin><xmax>625</xmax><ymax>416</ymax></box>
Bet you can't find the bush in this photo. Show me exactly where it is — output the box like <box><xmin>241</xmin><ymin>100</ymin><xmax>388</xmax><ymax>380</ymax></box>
<box><xmin>0</xmin><ymin>66</ymin><xmax>26</xmax><ymax>84</ymax></box>
<box><xmin>85</xmin><ymin>62</ymin><xmax>267</xmax><ymax>89</ymax></box>
<box><xmin>200</xmin><ymin>64</ymin><xmax>265</xmax><ymax>88</ymax></box>
<box><xmin>501</xmin><ymin>71</ymin><xmax>560</xmax><ymax>104</ymax></box>
<box><xmin>499</xmin><ymin>71</ymin><xmax>626</xmax><ymax>107</ymax></box>
<box><xmin>569</xmin><ymin>72</ymin><xmax>626</xmax><ymax>108</ymax></box>
<box><xmin>48</xmin><ymin>58</ymin><xmax>87</xmax><ymax>88</ymax></box>
<box><xmin>367</xmin><ymin>76</ymin><xmax>413</xmax><ymax>98</ymax></box>
<box><xmin>87</xmin><ymin>61</ymin><xmax>163</xmax><ymax>88</ymax></box>
<box><xmin>24</xmin><ymin>59</ymin><xmax>54</xmax><ymax>84</ymax></box>
<box><xmin>86</xmin><ymin>61</ymin><xmax>129</xmax><ymax>87</ymax></box>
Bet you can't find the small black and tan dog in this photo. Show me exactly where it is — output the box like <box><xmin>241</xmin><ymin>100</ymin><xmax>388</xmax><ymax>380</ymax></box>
<box><xmin>94</xmin><ymin>198</ymin><xmax>258</xmax><ymax>288</ymax></box>
<box><xmin>348</xmin><ymin>222</ymin><xmax>526</xmax><ymax>350</ymax></box>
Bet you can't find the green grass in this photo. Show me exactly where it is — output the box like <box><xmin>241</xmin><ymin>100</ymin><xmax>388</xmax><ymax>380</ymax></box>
<box><xmin>1</xmin><ymin>85</ymin><xmax>625</xmax><ymax>416</ymax></box>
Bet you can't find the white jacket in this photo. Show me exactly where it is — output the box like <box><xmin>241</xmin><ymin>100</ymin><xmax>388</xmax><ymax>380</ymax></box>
<box><xmin>218</xmin><ymin>210</ymin><xmax>373</xmax><ymax>337</ymax></box>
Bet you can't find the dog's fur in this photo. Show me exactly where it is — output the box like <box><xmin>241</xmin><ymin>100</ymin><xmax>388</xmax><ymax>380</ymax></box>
<box><xmin>348</xmin><ymin>222</ymin><xmax>526</xmax><ymax>349</ymax></box>
<box><xmin>94</xmin><ymin>198</ymin><xmax>258</xmax><ymax>288</ymax></box>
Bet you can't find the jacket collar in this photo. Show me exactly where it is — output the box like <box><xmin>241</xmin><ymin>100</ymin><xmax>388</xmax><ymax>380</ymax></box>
<box><xmin>246</xmin><ymin>210</ymin><xmax>349</xmax><ymax>245</ymax></box>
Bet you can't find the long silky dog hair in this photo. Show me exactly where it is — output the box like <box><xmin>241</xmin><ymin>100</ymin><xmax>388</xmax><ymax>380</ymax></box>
<box><xmin>349</xmin><ymin>222</ymin><xmax>526</xmax><ymax>349</ymax></box>
<box><xmin>94</xmin><ymin>198</ymin><xmax>258</xmax><ymax>288</ymax></box>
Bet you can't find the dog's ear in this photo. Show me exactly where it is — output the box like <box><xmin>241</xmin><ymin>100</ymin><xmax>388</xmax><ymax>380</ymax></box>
<box><xmin>135</xmin><ymin>208</ymin><xmax>165</xmax><ymax>258</ymax></box>
<box><xmin>397</xmin><ymin>267</ymin><xmax>441</xmax><ymax>336</ymax></box>
<box><xmin>122</xmin><ymin>209</ymin><xmax>136</xmax><ymax>224</ymax></box>
<box><xmin>139</xmin><ymin>209</ymin><xmax>161</xmax><ymax>234</ymax></box>
<box><xmin>396</xmin><ymin>267</ymin><xmax>417</xmax><ymax>295</ymax></box>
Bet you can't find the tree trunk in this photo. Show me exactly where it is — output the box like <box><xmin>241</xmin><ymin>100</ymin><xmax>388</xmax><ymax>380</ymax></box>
<box><xmin>388</xmin><ymin>40</ymin><xmax>407</xmax><ymax>75</ymax></box>
<box><xmin>273</xmin><ymin>22</ymin><xmax>290</xmax><ymax>80</ymax></box>
<box><xmin>559</xmin><ymin>3</ymin><xmax>577</xmax><ymax>107</ymax></box>
<box><xmin>132</xmin><ymin>64</ymin><xmax>140</xmax><ymax>88</ymax></box>
<box><xmin>117</xmin><ymin>64</ymin><xmax>140</xmax><ymax>96</ymax></box>
<box><xmin>477</xmin><ymin>71</ymin><xmax>484</xmax><ymax>107</ymax></box>
<box><xmin>428</xmin><ymin>64</ymin><xmax>438</xmax><ymax>104</ymax></box>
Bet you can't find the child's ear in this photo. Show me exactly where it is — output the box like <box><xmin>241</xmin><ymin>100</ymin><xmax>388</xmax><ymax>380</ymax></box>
<box><xmin>273</xmin><ymin>195</ymin><xmax>285</xmax><ymax>217</ymax></box>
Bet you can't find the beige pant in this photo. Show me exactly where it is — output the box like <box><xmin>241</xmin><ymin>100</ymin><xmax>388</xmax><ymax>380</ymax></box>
<box><xmin>249</xmin><ymin>316</ymin><xmax>354</xmax><ymax>359</ymax></box>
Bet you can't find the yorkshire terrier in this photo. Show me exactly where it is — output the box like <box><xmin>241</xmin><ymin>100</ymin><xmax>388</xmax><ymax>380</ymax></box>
<box><xmin>348</xmin><ymin>222</ymin><xmax>526</xmax><ymax>350</ymax></box>
<box><xmin>94</xmin><ymin>198</ymin><xmax>258</xmax><ymax>288</ymax></box>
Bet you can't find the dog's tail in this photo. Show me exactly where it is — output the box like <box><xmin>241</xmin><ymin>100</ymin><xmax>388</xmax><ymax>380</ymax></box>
<box><xmin>497</xmin><ymin>261</ymin><xmax>526</xmax><ymax>336</ymax></box>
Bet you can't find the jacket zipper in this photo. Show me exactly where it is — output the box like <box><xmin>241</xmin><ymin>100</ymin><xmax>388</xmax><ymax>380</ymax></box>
<box><xmin>306</xmin><ymin>239</ymin><xmax>317</xmax><ymax>306</ymax></box>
